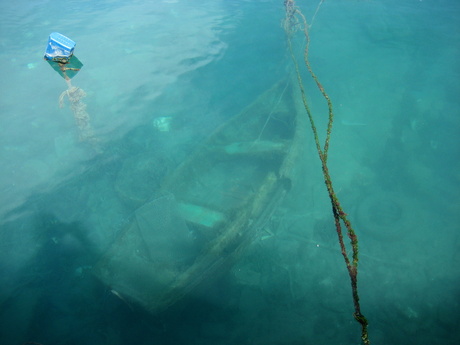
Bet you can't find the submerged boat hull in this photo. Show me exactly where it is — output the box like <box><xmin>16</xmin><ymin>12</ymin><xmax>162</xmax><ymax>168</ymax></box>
<box><xmin>92</xmin><ymin>78</ymin><xmax>304</xmax><ymax>313</ymax></box>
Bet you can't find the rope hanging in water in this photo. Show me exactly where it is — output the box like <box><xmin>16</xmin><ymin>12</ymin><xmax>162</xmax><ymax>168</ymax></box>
<box><xmin>58</xmin><ymin>75</ymin><xmax>98</xmax><ymax>147</ymax></box>
<box><xmin>283</xmin><ymin>1</ymin><xmax>370</xmax><ymax>344</ymax></box>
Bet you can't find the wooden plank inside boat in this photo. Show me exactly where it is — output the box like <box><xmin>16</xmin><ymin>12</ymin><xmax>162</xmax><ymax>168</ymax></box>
<box><xmin>92</xmin><ymin>78</ymin><xmax>305</xmax><ymax>314</ymax></box>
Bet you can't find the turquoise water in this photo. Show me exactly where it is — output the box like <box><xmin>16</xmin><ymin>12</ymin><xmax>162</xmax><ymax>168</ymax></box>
<box><xmin>0</xmin><ymin>0</ymin><xmax>459</xmax><ymax>344</ymax></box>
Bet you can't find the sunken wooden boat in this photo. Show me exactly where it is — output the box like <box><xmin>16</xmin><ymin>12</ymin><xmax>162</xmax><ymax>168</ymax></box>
<box><xmin>92</xmin><ymin>78</ymin><xmax>305</xmax><ymax>314</ymax></box>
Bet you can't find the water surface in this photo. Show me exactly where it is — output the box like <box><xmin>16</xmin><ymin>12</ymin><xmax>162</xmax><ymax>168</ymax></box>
<box><xmin>0</xmin><ymin>1</ymin><xmax>459</xmax><ymax>344</ymax></box>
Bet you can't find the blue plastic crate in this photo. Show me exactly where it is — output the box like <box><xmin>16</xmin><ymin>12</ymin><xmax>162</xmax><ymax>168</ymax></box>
<box><xmin>44</xmin><ymin>32</ymin><xmax>76</xmax><ymax>62</ymax></box>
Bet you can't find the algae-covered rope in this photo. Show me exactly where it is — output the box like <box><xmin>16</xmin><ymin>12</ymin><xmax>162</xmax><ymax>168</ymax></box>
<box><xmin>58</xmin><ymin>75</ymin><xmax>100</xmax><ymax>150</ymax></box>
<box><xmin>283</xmin><ymin>1</ymin><xmax>370</xmax><ymax>344</ymax></box>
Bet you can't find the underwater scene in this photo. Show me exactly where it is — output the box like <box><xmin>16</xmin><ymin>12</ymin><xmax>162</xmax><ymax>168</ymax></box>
<box><xmin>0</xmin><ymin>0</ymin><xmax>459</xmax><ymax>344</ymax></box>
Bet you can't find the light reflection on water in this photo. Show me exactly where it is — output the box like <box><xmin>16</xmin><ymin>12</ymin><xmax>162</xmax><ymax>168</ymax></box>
<box><xmin>0</xmin><ymin>0</ymin><xmax>234</xmax><ymax>221</ymax></box>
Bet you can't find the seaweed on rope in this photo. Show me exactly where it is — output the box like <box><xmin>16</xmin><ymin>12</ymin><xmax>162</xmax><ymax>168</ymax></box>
<box><xmin>282</xmin><ymin>1</ymin><xmax>370</xmax><ymax>344</ymax></box>
<box><xmin>56</xmin><ymin>62</ymin><xmax>100</xmax><ymax>151</ymax></box>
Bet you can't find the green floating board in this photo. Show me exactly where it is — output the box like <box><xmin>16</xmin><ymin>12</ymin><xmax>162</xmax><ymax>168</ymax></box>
<box><xmin>46</xmin><ymin>55</ymin><xmax>83</xmax><ymax>80</ymax></box>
